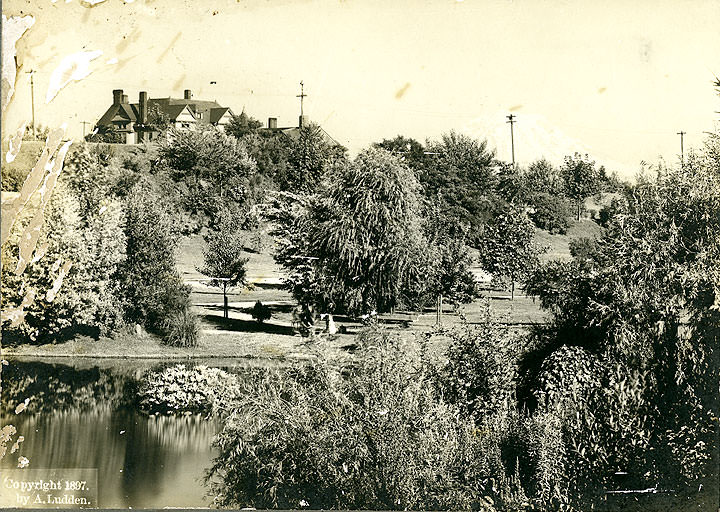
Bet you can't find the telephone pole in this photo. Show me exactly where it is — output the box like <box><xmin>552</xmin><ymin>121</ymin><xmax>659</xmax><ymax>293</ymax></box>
<box><xmin>296</xmin><ymin>80</ymin><xmax>307</xmax><ymax>117</ymax></box>
<box><xmin>81</xmin><ymin>121</ymin><xmax>93</xmax><ymax>138</ymax></box>
<box><xmin>25</xmin><ymin>70</ymin><xmax>36</xmax><ymax>138</ymax></box>
<box><xmin>677</xmin><ymin>131</ymin><xmax>686</xmax><ymax>167</ymax></box>
<box><xmin>506</xmin><ymin>114</ymin><xmax>516</xmax><ymax>166</ymax></box>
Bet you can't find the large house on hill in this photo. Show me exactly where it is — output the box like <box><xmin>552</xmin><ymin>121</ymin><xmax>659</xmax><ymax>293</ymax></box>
<box><xmin>94</xmin><ymin>89</ymin><xmax>234</xmax><ymax>144</ymax></box>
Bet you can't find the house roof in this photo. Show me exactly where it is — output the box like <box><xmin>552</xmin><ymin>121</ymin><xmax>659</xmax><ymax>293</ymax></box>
<box><xmin>209</xmin><ymin>107</ymin><xmax>231</xmax><ymax>124</ymax></box>
<box><xmin>97</xmin><ymin>95</ymin><xmax>232</xmax><ymax>127</ymax></box>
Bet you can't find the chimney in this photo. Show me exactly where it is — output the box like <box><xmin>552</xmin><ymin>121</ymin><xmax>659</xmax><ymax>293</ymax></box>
<box><xmin>122</xmin><ymin>94</ymin><xmax>128</xmax><ymax>104</ymax></box>
<box><xmin>299</xmin><ymin>115</ymin><xmax>309</xmax><ymax>128</ymax></box>
<box><xmin>113</xmin><ymin>89</ymin><xmax>123</xmax><ymax>105</ymax></box>
<box><xmin>268</xmin><ymin>117</ymin><xmax>277</xmax><ymax>129</ymax></box>
<box><xmin>184</xmin><ymin>89</ymin><xmax>192</xmax><ymax>100</ymax></box>
<box><xmin>139</xmin><ymin>91</ymin><xmax>148</xmax><ymax>124</ymax></box>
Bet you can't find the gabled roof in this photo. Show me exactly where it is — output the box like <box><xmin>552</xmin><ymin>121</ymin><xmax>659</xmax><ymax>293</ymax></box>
<box><xmin>209</xmin><ymin>107</ymin><xmax>231</xmax><ymax>124</ymax></box>
<box><xmin>97</xmin><ymin>103</ymin><xmax>137</xmax><ymax>126</ymax></box>
<box><xmin>97</xmin><ymin>95</ymin><xmax>232</xmax><ymax>128</ymax></box>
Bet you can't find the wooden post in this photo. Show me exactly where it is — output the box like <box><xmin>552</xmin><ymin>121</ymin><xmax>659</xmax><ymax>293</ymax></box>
<box><xmin>223</xmin><ymin>281</ymin><xmax>228</xmax><ymax>319</ymax></box>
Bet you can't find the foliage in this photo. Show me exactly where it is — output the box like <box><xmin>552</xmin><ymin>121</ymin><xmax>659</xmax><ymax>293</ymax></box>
<box><xmin>161</xmin><ymin>304</ymin><xmax>200</xmax><ymax>348</ymax></box>
<box><xmin>116</xmin><ymin>179</ymin><xmax>197</xmax><ymax>346</ymax></box>
<box><xmin>435</xmin><ymin>308</ymin><xmax>523</xmax><ymax>420</ymax></box>
<box><xmin>476</xmin><ymin>207</ymin><xmax>543</xmax><ymax>297</ymax></box>
<box><xmin>567</xmin><ymin>236</ymin><xmax>597</xmax><ymax>261</ymax></box>
<box><xmin>269</xmin><ymin>148</ymin><xmax>433</xmax><ymax>315</ymax></box>
<box><xmin>196</xmin><ymin>211</ymin><xmax>248</xmax><ymax>289</ymax></box>
<box><xmin>156</xmin><ymin>127</ymin><xmax>257</xmax><ymax>223</ymax></box>
<box><xmin>251</xmin><ymin>301</ymin><xmax>271</xmax><ymax>323</ymax></box>
<box><xmin>146</xmin><ymin>103</ymin><xmax>170</xmax><ymax>131</ymax></box>
<box><xmin>225</xmin><ymin>111</ymin><xmax>263</xmax><ymax>139</ymax></box>
<box><xmin>523</xmin><ymin>159</ymin><xmax>565</xmax><ymax>197</ymax></box>
<box><xmin>526</xmin><ymin>192</ymin><xmax>573</xmax><ymax>234</ymax></box>
<box><xmin>282</xmin><ymin>122</ymin><xmax>347</xmax><ymax>192</ymax></box>
<box><xmin>596</xmin><ymin>196</ymin><xmax>628</xmax><ymax>228</ymax></box>
<box><xmin>524</xmin><ymin>146</ymin><xmax>720</xmax><ymax>505</ymax></box>
<box><xmin>421</xmin><ymin>131</ymin><xmax>498</xmax><ymax>236</ymax></box>
<box><xmin>373</xmin><ymin>135</ymin><xmax>428</xmax><ymax>170</ymax></box>
<box><xmin>1</xmin><ymin>183</ymin><xmax>126</xmax><ymax>342</ymax></box>
<box><xmin>138</xmin><ymin>364</ymin><xmax>242</xmax><ymax>416</ymax></box>
<box><xmin>85</xmin><ymin>124</ymin><xmax>125</xmax><ymax>143</ymax></box>
<box><xmin>62</xmin><ymin>144</ymin><xmax>115</xmax><ymax>220</ymax></box>
<box><xmin>559</xmin><ymin>153</ymin><xmax>605</xmax><ymax>220</ymax></box>
<box><xmin>207</xmin><ymin>328</ymin><xmax>497</xmax><ymax>510</ymax></box>
<box><xmin>423</xmin><ymin>206</ymin><xmax>480</xmax><ymax>306</ymax></box>
<box><xmin>22</xmin><ymin>124</ymin><xmax>50</xmax><ymax>141</ymax></box>
<box><xmin>1</xmin><ymin>167</ymin><xmax>26</xmax><ymax>192</ymax></box>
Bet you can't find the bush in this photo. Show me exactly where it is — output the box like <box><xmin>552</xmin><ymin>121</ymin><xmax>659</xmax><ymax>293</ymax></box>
<box><xmin>161</xmin><ymin>307</ymin><xmax>199</xmax><ymax>348</ymax></box>
<box><xmin>207</xmin><ymin>327</ymin><xmax>497</xmax><ymax>510</ymax></box>
<box><xmin>435</xmin><ymin>309</ymin><xmax>522</xmax><ymax>420</ymax></box>
<box><xmin>1</xmin><ymin>167</ymin><xmax>27</xmax><ymax>191</ymax></box>
<box><xmin>138</xmin><ymin>364</ymin><xmax>242</xmax><ymax>416</ymax></box>
<box><xmin>250</xmin><ymin>301</ymin><xmax>271</xmax><ymax>323</ymax></box>
<box><xmin>1</xmin><ymin>183</ymin><xmax>126</xmax><ymax>342</ymax></box>
<box><xmin>526</xmin><ymin>192</ymin><xmax>573</xmax><ymax>234</ymax></box>
<box><xmin>568</xmin><ymin>236</ymin><xmax>597</xmax><ymax>261</ymax></box>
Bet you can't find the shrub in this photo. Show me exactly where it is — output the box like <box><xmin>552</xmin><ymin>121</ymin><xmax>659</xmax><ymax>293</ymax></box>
<box><xmin>435</xmin><ymin>309</ymin><xmax>522</xmax><ymax>420</ymax></box>
<box><xmin>526</xmin><ymin>192</ymin><xmax>573</xmax><ymax>234</ymax></box>
<box><xmin>1</xmin><ymin>183</ymin><xmax>126</xmax><ymax>342</ymax></box>
<box><xmin>1</xmin><ymin>167</ymin><xmax>27</xmax><ymax>191</ymax></box>
<box><xmin>207</xmin><ymin>327</ymin><xmax>497</xmax><ymax>510</ymax></box>
<box><xmin>250</xmin><ymin>301</ymin><xmax>271</xmax><ymax>323</ymax></box>
<box><xmin>568</xmin><ymin>236</ymin><xmax>597</xmax><ymax>261</ymax></box>
<box><xmin>138</xmin><ymin>364</ymin><xmax>242</xmax><ymax>416</ymax></box>
<box><xmin>161</xmin><ymin>307</ymin><xmax>199</xmax><ymax>348</ymax></box>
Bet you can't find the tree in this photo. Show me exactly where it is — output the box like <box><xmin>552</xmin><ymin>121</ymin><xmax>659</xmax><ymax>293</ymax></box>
<box><xmin>283</xmin><ymin>122</ymin><xmax>347</xmax><ymax>193</ymax></box>
<box><xmin>476</xmin><ymin>207</ymin><xmax>542</xmax><ymax>300</ymax></box>
<box><xmin>116</xmin><ymin>179</ymin><xmax>197</xmax><ymax>345</ymax></box>
<box><xmin>559</xmin><ymin>153</ymin><xmax>604</xmax><ymax>221</ymax></box>
<box><xmin>524</xmin><ymin>145</ymin><xmax>720</xmax><ymax>505</ymax></box>
<box><xmin>421</xmin><ymin>131</ymin><xmax>498</xmax><ymax>239</ymax></box>
<box><xmin>85</xmin><ymin>124</ymin><xmax>125</xmax><ymax>144</ymax></box>
<box><xmin>373</xmin><ymin>135</ymin><xmax>427</xmax><ymax>170</ymax></box>
<box><xmin>156</xmin><ymin>127</ymin><xmax>257</xmax><ymax>222</ymax></box>
<box><xmin>225</xmin><ymin>111</ymin><xmax>263</xmax><ymax>139</ymax></box>
<box><xmin>1</xmin><ymin>183</ymin><xmax>126</xmax><ymax>342</ymax></box>
<box><xmin>196</xmin><ymin>213</ymin><xmax>248</xmax><ymax>319</ymax></box>
<box><xmin>270</xmin><ymin>148</ymin><xmax>431</xmax><ymax>315</ymax></box>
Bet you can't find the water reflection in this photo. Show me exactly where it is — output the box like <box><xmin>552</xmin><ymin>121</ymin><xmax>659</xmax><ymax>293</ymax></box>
<box><xmin>1</xmin><ymin>359</ymin><xmax>223</xmax><ymax>508</ymax></box>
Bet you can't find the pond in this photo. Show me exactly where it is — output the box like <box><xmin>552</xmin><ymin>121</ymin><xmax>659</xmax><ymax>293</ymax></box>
<box><xmin>0</xmin><ymin>358</ymin><xmax>259</xmax><ymax>508</ymax></box>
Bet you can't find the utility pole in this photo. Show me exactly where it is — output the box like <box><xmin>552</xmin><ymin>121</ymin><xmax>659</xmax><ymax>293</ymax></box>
<box><xmin>506</xmin><ymin>114</ymin><xmax>516</xmax><ymax>166</ymax></box>
<box><xmin>81</xmin><ymin>121</ymin><xmax>92</xmax><ymax>139</ymax></box>
<box><xmin>296</xmin><ymin>80</ymin><xmax>307</xmax><ymax>122</ymax></box>
<box><xmin>25</xmin><ymin>70</ymin><xmax>36</xmax><ymax>139</ymax></box>
<box><xmin>677</xmin><ymin>131</ymin><xmax>686</xmax><ymax>167</ymax></box>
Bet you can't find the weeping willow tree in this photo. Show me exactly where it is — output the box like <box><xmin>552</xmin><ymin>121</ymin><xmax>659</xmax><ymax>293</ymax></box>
<box><xmin>269</xmin><ymin>148</ymin><xmax>432</xmax><ymax>316</ymax></box>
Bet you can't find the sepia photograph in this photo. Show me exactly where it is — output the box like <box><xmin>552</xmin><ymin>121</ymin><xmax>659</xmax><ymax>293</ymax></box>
<box><xmin>1</xmin><ymin>0</ymin><xmax>719</xmax><ymax>510</ymax></box>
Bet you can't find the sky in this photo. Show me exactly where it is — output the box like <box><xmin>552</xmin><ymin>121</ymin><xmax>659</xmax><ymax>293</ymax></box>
<box><xmin>3</xmin><ymin>0</ymin><xmax>720</xmax><ymax>177</ymax></box>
